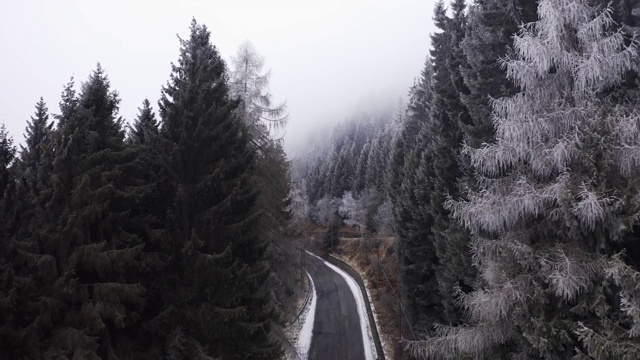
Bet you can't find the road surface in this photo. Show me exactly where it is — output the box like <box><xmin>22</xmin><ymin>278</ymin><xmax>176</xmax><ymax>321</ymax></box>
<box><xmin>305</xmin><ymin>253</ymin><xmax>366</xmax><ymax>360</ymax></box>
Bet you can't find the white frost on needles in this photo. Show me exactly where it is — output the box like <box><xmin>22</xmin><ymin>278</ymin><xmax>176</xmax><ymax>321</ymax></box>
<box><xmin>308</xmin><ymin>252</ymin><xmax>377</xmax><ymax>360</ymax></box>
<box><xmin>296</xmin><ymin>270</ymin><xmax>317</xmax><ymax>359</ymax></box>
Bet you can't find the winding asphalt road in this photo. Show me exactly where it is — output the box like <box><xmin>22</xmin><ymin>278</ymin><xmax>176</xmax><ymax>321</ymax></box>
<box><xmin>305</xmin><ymin>253</ymin><xmax>366</xmax><ymax>360</ymax></box>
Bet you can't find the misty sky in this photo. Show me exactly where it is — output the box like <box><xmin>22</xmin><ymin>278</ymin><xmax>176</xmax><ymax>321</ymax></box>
<box><xmin>0</xmin><ymin>0</ymin><xmax>437</xmax><ymax>155</ymax></box>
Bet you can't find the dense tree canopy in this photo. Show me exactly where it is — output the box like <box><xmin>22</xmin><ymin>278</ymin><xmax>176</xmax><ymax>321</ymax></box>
<box><xmin>4</xmin><ymin>1</ymin><xmax>640</xmax><ymax>359</ymax></box>
<box><xmin>0</xmin><ymin>19</ymin><xmax>295</xmax><ymax>360</ymax></box>
<box><xmin>292</xmin><ymin>0</ymin><xmax>640</xmax><ymax>358</ymax></box>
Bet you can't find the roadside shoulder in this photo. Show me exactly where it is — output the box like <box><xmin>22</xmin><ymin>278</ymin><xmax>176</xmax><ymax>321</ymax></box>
<box><xmin>284</xmin><ymin>271</ymin><xmax>314</xmax><ymax>359</ymax></box>
<box><xmin>324</xmin><ymin>254</ymin><xmax>387</xmax><ymax>360</ymax></box>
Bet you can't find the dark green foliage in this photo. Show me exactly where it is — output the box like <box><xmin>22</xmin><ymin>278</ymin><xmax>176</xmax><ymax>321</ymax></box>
<box><xmin>0</xmin><ymin>122</ymin><xmax>16</xmax><ymax>241</ymax></box>
<box><xmin>229</xmin><ymin>41</ymin><xmax>300</xmax><ymax>339</ymax></box>
<box><xmin>46</xmin><ymin>65</ymin><xmax>148</xmax><ymax>358</ymax></box>
<box><xmin>129</xmin><ymin>98</ymin><xmax>159</xmax><ymax>144</ymax></box>
<box><xmin>0</xmin><ymin>124</ymin><xmax>17</xmax><ymax>248</ymax></box>
<box><xmin>0</xmin><ymin>66</ymin><xmax>150</xmax><ymax>359</ymax></box>
<box><xmin>398</xmin><ymin>149</ymin><xmax>442</xmax><ymax>335</ymax></box>
<box><xmin>157</xmin><ymin>19</ymin><xmax>280</xmax><ymax>359</ymax></box>
<box><xmin>0</xmin><ymin>124</ymin><xmax>15</xmax><ymax>197</ymax></box>
<box><xmin>387</xmin><ymin>61</ymin><xmax>444</xmax><ymax>335</ymax></box>
<box><xmin>0</xmin><ymin>100</ymin><xmax>58</xmax><ymax>359</ymax></box>
<box><xmin>20</xmin><ymin>98</ymin><xmax>54</xmax><ymax>172</ymax></box>
<box><xmin>15</xmin><ymin>98</ymin><xmax>55</xmax><ymax>243</ymax></box>
<box><xmin>0</xmin><ymin>125</ymin><xmax>21</xmax><ymax>358</ymax></box>
<box><xmin>254</xmin><ymin>142</ymin><xmax>298</xmax><ymax>324</ymax></box>
<box><xmin>0</xmin><ymin>19</ymin><xmax>286</xmax><ymax>360</ymax></box>
<box><xmin>426</xmin><ymin>0</ymin><xmax>476</xmax><ymax>326</ymax></box>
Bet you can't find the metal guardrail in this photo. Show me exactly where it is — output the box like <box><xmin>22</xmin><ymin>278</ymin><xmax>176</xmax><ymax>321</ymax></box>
<box><xmin>292</xmin><ymin>271</ymin><xmax>312</xmax><ymax>324</ymax></box>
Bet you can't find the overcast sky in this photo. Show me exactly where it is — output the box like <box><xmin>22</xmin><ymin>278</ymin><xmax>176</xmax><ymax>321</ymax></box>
<box><xmin>0</xmin><ymin>0</ymin><xmax>437</xmax><ymax>155</ymax></box>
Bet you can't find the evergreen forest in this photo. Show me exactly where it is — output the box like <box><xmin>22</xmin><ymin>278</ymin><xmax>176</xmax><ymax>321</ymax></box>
<box><xmin>0</xmin><ymin>20</ymin><xmax>297</xmax><ymax>359</ymax></box>
<box><xmin>292</xmin><ymin>0</ymin><xmax>640</xmax><ymax>358</ymax></box>
<box><xmin>5</xmin><ymin>0</ymin><xmax>640</xmax><ymax>359</ymax></box>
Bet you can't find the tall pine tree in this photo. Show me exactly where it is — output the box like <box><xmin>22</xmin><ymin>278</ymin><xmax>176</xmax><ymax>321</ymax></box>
<box><xmin>389</xmin><ymin>60</ymin><xmax>444</xmax><ymax>335</ymax></box>
<box><xmin>427</xmin><ymin>0</ymin><xmax>476</xmax><ymax>326</ymax></box>
<box><xmin>128</xmin><ymin>98</ymin><xmax>159</xmax><ymax>145</ymax></box>
<box><xmin>47</xmin><ymin>65</ymin><xmax>150</xmax><ymax>358</ymax></box>
<box><xmin>157</xmin><ymin>19</ymin><xmax>280</xmax><ymax>359</ymax></box>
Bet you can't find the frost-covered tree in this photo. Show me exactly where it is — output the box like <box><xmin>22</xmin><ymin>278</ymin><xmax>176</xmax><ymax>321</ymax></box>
<box><xmin>353</xmin><ymin>139</ymin><xmax>371</xmax><ymax>193</ymax></box>
<box><xmin>365</xmin><ymin>130</ymin><xmax>390</xmax><ymax>191</ymax></box>
<box><xmin>339</xmin><ymin>191</ymin><xmax>364</xmax><ymax>228</ymax></box>
<box><xmin>297</xmin><ymin>104</ymin><xmax>397</xmax><ymax>211</ymax></box>
<box><xmin>230</xmin><ymin>40</ymin><xmax>287</xmax><ymax>146</ymax></box>
<box><xmin>330</xmin><ymin>149</ymin><xmax>352</xmax><ymax>197</ymax></box>
<box><xmin>338</xmin><ymin>189</ymin><xmax>385</xmax><ymax>232</ymax></box>
<box><xmin>290</xmin><ymin>181</ymin><xmax>309</xmax><ymax>222</ymax></box>
<box><xmin>312</xmin><ymin>195</ymin><xmax>339</xmax><ymax>227</ymax></box>
<box><xmin>460</xmin><ymin>0</ymin><xmax>538</xmax><ymax>150</ymax></box>
<box><xmin>408</xmin><ymin>1</ymin><xmax>640</xmax><ymax>358</ymax></box>
<box><xmin>229</xmin><ymin>42</ymin><xmax>298</xmax><ymax>337</ymax></box>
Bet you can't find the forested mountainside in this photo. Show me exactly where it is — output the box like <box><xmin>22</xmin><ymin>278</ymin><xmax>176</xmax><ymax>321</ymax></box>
<box><xmin>0</xmin><ymin>20</ymin><xmax>298</xmax><ymax>359</ymax></box>
<box><xmin>293</xmin><ymin>0</ymin><xmax>640</xmax><ymax>358</ymax></box>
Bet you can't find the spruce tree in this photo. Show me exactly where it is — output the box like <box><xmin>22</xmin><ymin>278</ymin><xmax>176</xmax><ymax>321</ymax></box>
<box><xmin>20</xmin><ymin>98</ymin><xmax>54</xmax><ymax>172</ymax></box>
<box><xmin>0</xmin><ymin>123</ymin><xmax>20</xmax><ymax>358</ymax></box>
<box><xmin>0</xmin><ymin>124</ymin><xmax>18</xmax><ymax>247</ymax></box>
<box><xmin>364</xmin><ymin>137</ymin><xmax>383</xmax><ymax>191</ymax></box>
<box><xmin>157</xmin><ymin>19</ymin><xmax>280</xmax><ymax>359</ymax></box>
<box><xmin>409</xmin><ymin>1</ymin><xmax>640</xmax><ymax>357</ymax></box>
<box><xmin>0</xmin><ymin>124</ymin><xmax>15</xmax><ymax>199</ymax></box>
<box><xmin>0</xmin><ymin>123</ymin><xmax>16</xmax><ymax>265</ymax></box>
<box><xmin>129</xmin><ymin>98</ymin><xmax>159</xmax><ymax>145</ymax></box>
<box><xmin>13</xmin><ymin>98</ymin><xmax>56</xmax><ymax>243</ymax></box>
<box><xmin>353</xmin><ymin>139</ymin><xmax>371</xmax><ymax>194</ymax></box>
<box><xmin>253</xmin><ymin>141</ymin><xmax>297</xmax><ymax>324</ymax></box>
<box><xmin>388</xmin><ymin>60</ymin><xmax>444</xmax><ymax>335</ymax></box>
<box><xmin>427</xmin><ymin>0</ymin><xmax>476</xmax><ymax>326</ymax></box>
<box><xmin>0</xmin><ymin>123</ymin><xmax>16</xmax><ymax>247</ymax></box>
<box><xmin>37</xmin><ymin>65</ymin><xmax>152</xmax><ymax>358</ymax></box>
